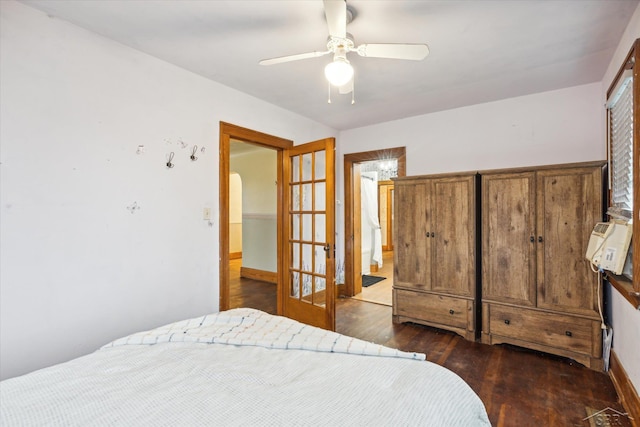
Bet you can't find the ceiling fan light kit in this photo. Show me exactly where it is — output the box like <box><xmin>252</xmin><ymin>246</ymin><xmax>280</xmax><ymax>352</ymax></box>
<box><xmin>259</xmin><ymin>0</ymin><xmax>429</xmax><ymax>101</ymax></box>
<box><xmin>325</xmin><ymin>56</ymin><xmax>353</xmax><ymax>87</ymax></box>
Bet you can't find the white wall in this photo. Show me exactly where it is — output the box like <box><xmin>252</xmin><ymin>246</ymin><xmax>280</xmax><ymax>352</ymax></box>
<box><xmin>601</xmin><ymin>2</ymin><xmax>640</xmax><ymax>395</ymax></box>
<box><xmin>339</xmin><ymin>83</ymin><xmax>603</xmax><ymax>175</ymax></box>
<box><xmin>0</xmin><ymin>1</ymin><xmax>335</xmax><ymax>380</ymax></box>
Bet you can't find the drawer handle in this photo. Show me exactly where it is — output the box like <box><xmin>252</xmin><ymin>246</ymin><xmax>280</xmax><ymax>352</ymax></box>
<box><xmin>565</xmin><ymin>331</ymin><xmax>572</xmax><ymax>337</ymax></box>
<box><xmin>449</xmin><ymin>309</ymin><xmax>455</xmax><ymax>315</ymax></box>
<box><xmin>504</xmin><ymin>319</ymin><xmax>510</xmax><ymax>325</ymax></box>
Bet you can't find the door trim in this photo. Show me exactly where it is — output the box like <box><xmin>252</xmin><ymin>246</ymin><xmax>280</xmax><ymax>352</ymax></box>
<box><xmin>219</xmin><ymin>122</ymin><xmax>292</xmax><ymax>312</ymax></box>
<box><xmin>343</xmin><ymin>147</ymin><xmax>406</xmax><ymax>297</ymax></box>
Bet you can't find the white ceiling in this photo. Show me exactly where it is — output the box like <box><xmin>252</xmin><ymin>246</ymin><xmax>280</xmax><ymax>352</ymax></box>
<box><xmin>21</xmin><ymin>0</ymin><xmax>638</xmax><ymax>131</ymax></box>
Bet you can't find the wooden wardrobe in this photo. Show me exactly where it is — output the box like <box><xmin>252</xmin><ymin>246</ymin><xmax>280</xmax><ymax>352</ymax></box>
<box><xmin>480</xmin><ymin>162</ymin><xmax>605</xmax><ymax>369</ymax></box>
<box><xmin>392</xmin><ymin>172</ymin><xmax>477</xmax><ymax>340</ymax></box>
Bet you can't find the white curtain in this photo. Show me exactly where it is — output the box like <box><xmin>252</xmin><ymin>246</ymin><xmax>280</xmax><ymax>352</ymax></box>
<box><xmin>361</xmin><ymin>173</ymin><xmax>383</xmax><ymax>268</ymax></box>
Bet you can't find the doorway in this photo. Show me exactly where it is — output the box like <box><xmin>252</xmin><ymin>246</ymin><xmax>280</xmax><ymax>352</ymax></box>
<box><xmin>343</xmin><ymin>147</ymin><xmax>406</xmax><ymax>304</ymax></box>
<box><xmin>219</xmin><ymin>122</ymin><xmax>292</xmax><ymax>313</ymax></box>
<box><xmin>228</xmin><ymin>143</ymin><xmax>278</xmax><ymax>314</ymax></box>
<box><xmin>219</xmin><ymin>123</ymin><xmax>336</xmax><ymax>330</ymax></box>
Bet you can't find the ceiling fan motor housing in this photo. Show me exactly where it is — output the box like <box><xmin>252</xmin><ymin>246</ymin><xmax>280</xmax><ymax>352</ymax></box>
<box><xmin>327</xmin><ymin>34</ymin><xmax>355</xmax><ymax>55</ymax></box>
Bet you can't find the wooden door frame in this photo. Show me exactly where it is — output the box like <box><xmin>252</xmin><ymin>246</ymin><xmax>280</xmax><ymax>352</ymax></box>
<box><xmin>378</xmin><ymin>180</ymin><xmax>394</xmax><ymax>251</ymax></box>
<box><xmin>343</xmin><ymin>147</ymin><xmax>406</xmax><ymax>297</ymax></box>
<box><xmin>219</xmin><ymin>122</ymin><xmax>292</xmax><ymax>312</ymax></box>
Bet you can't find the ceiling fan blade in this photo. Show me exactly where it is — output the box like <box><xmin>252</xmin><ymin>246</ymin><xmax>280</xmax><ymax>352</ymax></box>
<box><xmin>338</xmin><ymin>78</ymin><xmax>353</xmax><ymax>94</ymax></box>
<box><xmin>259</xmin><ymin>50</ymin><xmax>330</xmax><ymax>66</ymax></box>
<box><xmin>323</xmin><ymin>0</ymin><xmax>346</xmax><ymax>38</ymax></box>
<box><xmin>357</xmin><ymin>43</ymin><xmax>429</xmax><ymax>60</ymax></box>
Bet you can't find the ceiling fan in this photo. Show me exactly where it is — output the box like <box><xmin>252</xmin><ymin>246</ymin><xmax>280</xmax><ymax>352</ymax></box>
<box><xmin>259</xmin><ymin>0</ymin><xmax>429</xmax><ymax>98</ymax></box>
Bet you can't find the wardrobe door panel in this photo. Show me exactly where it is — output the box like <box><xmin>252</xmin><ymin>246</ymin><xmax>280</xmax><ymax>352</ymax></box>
<box><xmin>482</xmin><ymin>173</ymin><xmax>537</xmax><ymax>306</ymax></box>
<box><xmin>432</xmin><ymin>176</ymin><xmax>475</xmax><ymax>296</ymax></box>
<box><xmin>536</xmin><ymin>167</ymin><xmax>601</xmax><ymax>316</ymax></box>
<box><xmin>394</xmin><ymin>182</ymin><xmax>431</xmax><ymax>290</ymax></box>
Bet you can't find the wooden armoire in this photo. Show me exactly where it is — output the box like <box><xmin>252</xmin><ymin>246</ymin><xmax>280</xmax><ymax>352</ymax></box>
<box><xmin>392</xmin><ymin>161</ymin><xmax>605</xmax><ymax>369</ymax></box>
<box><xmin>480</xmin><ymin>161</ymin><xmax>605</xmax><ymax>369</ymax></box>
<box><xmin>392</xmin><ymin>172</ymin><xmax>477</xmax><ymax>340</ymax></box>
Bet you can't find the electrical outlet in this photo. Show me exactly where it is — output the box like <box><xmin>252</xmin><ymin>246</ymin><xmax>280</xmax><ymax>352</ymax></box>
<box><xmin>203</xmin><ymin>208</ymin><xmax>211</xmax><ymax>220</ymax></box>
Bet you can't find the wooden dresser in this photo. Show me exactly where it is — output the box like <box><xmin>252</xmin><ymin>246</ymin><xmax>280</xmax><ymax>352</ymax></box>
<box><xmin>392</xmin><ymin>172</ymin><xmax>477</xmax><ymax>340</ymax></box>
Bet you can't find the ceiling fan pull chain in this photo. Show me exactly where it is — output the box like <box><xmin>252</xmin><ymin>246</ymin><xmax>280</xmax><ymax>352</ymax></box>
<box><xmin>351</xmin><ymin>81</ymin><xmax>355</xmax><ymax>105</ymax></box>
<box><xmin>327</xmin><ymin>81</ymin><xmax>332</xmax><ymax>104</ymax></box>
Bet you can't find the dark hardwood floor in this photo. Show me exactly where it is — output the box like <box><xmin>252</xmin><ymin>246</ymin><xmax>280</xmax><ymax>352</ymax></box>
<box><xmin>229</xmin><ymin>262</ymin><xmax>630</xmax><ymax>427</ymax></box>
<box><xmin>229</xmin><ymin>258</ymin><xmax>277</xmax><ymax>314</ymax></box>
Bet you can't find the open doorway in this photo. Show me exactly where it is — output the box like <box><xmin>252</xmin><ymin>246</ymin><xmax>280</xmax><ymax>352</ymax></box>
<box><xmin>352</xmin><ymin>168</ymin><xmax>395</xmax><ymax>306</ymax></box>
<box><xmin>227</xmin><ymin>142</ymin><xmax>278</xmax><ymax>314</ymax></box>
<box><xmin>219</xmin><ymin>122</ymin><xmax>292</xmax><ymax>314</ymax></box>
<box><xmin>343</xmin><ymin>147</ymin><xmax>406</xmax><ymax>306</ymax></box>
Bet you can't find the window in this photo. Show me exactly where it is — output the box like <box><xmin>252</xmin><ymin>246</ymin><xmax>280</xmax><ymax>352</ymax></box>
<box><xmin>606</xmin><ymin>39</ymin><xmax>639</xmax><ymax>298</ymax></box>
<box><xmin>608</xmin><ymin>73</ymin><xmax>633</xmax><ymax>213</ymax></box>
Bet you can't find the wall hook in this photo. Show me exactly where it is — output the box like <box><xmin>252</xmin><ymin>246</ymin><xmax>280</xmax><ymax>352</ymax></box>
<box><xmin>190</xmin><ymin>145</ymin><xmax>198</xmax><ymax>161</ymax></box>
<box><xmin>166</xmin><ymin>152</ymin><xmax>175</xmax><ymax>168</ymax></box>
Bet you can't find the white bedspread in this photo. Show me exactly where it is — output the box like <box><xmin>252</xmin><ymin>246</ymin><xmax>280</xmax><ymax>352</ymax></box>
<box><xmin>104</xmin><ymin>308</ymin><xmax>425</xmax><ymax>360</ymax></box>
<box><xmin>1</xmin><ymin>308</ymin><xmax>491</xmax><ymax>426</ymax></box>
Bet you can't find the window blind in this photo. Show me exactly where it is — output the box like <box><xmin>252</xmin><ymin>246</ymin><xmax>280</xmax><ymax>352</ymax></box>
<box><xmin>609</xmin><ymin>75</ymin><xmax>633</xmax><ymax>212</ymax></box>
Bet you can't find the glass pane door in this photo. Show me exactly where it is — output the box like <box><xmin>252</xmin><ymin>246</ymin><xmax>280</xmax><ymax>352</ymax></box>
<box><xmin>285</xmin><ymin>139</ymin><xmax>335</xmax><ymax>330</ymax></box>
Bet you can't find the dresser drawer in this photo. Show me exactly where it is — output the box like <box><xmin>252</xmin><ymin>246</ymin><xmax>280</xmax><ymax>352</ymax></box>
<box><xmin>394</xmin><ymin>289</ymin><xmax>471</xmax><ymax>329</ymax></box>
<box><xmin>487</xmin><ymin>304</ymin><xmax>595</xmax><ymax>355</ymax></box>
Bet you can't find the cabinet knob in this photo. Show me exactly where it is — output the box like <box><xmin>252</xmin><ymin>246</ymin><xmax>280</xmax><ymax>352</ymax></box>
<box><xmin>449</xmin><ymin>309</ymin><xmax>455</xmax><ymax>315</ymax></box>
<box><xmin>565</xmin><ymin>331</ymin><xmax>572</xmax><ymax>337</ymax></box>
<box><xmin>504</xmin><ymin>319</ymin><xmax>510</xmax><ymax>325</ymax></box>
<box><xmin>530</xmin><ymin>236</ymin><xmax>535</xmax><ymax>243</ymax></box>
<box><xmin>431</xmin><ymin>232</ymin><xmax>435</xmax><ymax>238</ymax></box>
<box><xmin>426</xmin><ymin>231</ymin><xmax>430</xmax><ymax>237</ymax></box>
<box><xmin>538</xmin><ymin>236</ymin><xmax>543</xmax><ymax>243</ymax></box>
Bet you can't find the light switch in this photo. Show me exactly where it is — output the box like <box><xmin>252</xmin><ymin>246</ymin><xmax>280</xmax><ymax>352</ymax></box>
<box><xmin>203</xmin><ymin>208</ymin><xmax>211</xmax><ymax>220</ymax></box>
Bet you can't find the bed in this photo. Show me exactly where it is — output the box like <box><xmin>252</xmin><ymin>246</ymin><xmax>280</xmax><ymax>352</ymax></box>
<box><xmin>1</xmin><ymin>308</ymin><xmax>490</xmax><ymax>426</ymax></box>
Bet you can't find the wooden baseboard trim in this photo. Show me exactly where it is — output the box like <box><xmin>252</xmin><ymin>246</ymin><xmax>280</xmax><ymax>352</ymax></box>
<box><xmin>609</xmin><ymin>349</ymin><xmax>640</xmax><ymax>427</ymax></box>
<box><xmin>229</xmin><ymin>252</ymin><xmax>242</xmax><ymax>260</ymax></box>
<box><xmin>240</xmin><ymin>267</ymin><xmax>277</xmax><ymax>284</ymax></box>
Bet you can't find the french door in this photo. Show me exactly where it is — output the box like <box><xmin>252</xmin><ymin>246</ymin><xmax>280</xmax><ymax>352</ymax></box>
<box><xmin>284</xmin><ymin>138</ymin><xmax>335</xmax><ymax>330</ymax></box>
